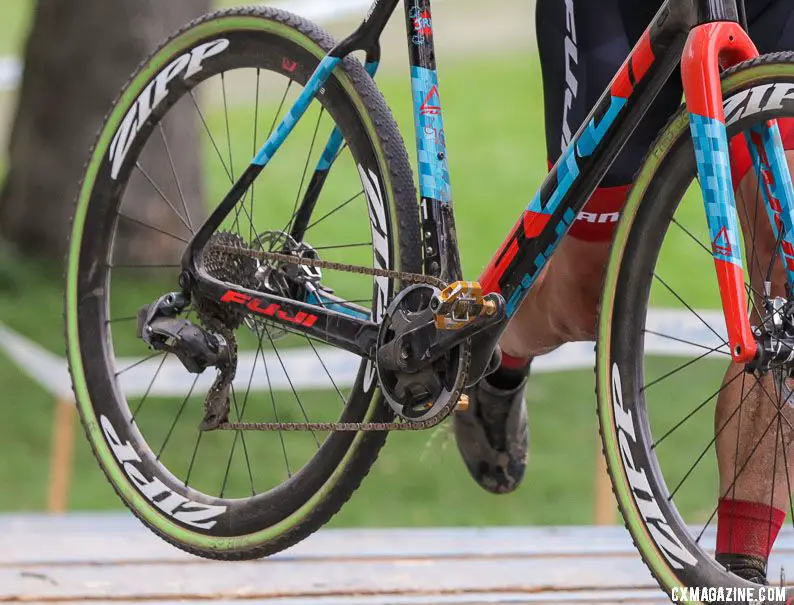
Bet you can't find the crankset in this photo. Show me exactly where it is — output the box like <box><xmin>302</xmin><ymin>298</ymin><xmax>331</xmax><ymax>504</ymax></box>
<box><xmin>376</xmin><ymin>283</ymin><xmax>503</xmax><ymax>422</ymax></box>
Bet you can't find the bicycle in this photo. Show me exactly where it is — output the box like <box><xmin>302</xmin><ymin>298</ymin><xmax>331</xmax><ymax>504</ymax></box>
<box><xmin>65</xmin><ymin>0</ymin><xmax>794</xmax><ymax>600</ymax></box>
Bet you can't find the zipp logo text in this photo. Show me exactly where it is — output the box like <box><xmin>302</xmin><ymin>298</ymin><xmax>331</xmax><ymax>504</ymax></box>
<box><xmin>612</xmin><ymin>363</ymin><xmax>698</xmax><ymax>570</ymax></box>
<box><xmin>101</xmin><ymin>415</ymin><xmax>226</xmax><ymax>529</ymax></box>
<box><xmin>109</xmin><ymin>39</ymin><xmax>230</xmax><ymax>179</ymax></box>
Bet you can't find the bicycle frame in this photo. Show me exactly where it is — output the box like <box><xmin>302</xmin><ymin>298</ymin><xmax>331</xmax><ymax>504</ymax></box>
<box><xmin>183</xmin><ymin>0</ymin><xmax>794</xmax><ymax>366</ymax></box>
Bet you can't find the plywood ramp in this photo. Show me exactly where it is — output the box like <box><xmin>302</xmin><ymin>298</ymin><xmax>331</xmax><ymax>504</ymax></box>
<box><xmin>5</xmin><ymin>514</ymin><xmax>794</xmax><ymax>603</ymax></box>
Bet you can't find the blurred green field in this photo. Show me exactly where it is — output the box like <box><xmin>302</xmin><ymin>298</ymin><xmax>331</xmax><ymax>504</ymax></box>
<box><xmin>0</xmin><ymin>1</ymin><xmax>729</xmax><ymax>529</ymax></box>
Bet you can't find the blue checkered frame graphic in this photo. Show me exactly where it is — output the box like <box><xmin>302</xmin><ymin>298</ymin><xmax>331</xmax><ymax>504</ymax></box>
<box><xmin>411</xmin><ymin>66</ymin><xmax>452</xmax><ymax>204</ymax></box>
<box><xmin>689</xmin><ymin>114</ymin><xmax>743</xmax><ymax>267</ymax></box>
<box><xmin>253</xmin><ymin>56</ymin><xmax>342</xmax><ymax>166</ymax></box>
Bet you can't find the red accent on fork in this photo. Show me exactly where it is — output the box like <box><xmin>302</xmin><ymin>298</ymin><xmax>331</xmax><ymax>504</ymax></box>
<box><xmin>682</xmin><ymin>22</ymin><xmax>758</xmax><ymax>120</ymax></box>
<box><xmin>681</xmin><ymin>22</ymin><xmax>759</xmax><ymax>363</ymax></box>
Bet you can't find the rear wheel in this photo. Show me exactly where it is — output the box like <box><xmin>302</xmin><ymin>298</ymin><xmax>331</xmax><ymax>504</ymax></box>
<box><xmin>65</xmin><ymin>7</ymin><xmax>420</xmax><ymax>560</ymax></box>
<box><xmin>600</xmin><ymin>54</ymin><xmax>794</xmax><ymax>601</ymax></box>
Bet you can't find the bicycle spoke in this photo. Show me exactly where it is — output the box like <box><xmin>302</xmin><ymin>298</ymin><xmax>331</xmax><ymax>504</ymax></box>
<box><xmin>652</xmin><ymin>368</ymin><xmax>746</xmax><ymax>449</ymax></box>
<box><xmin>725</xmin><ymin>370</ymin><xmax>747</xmax><ymax>553</ymax></box>
<box><xmin>777</xmin><ymin>412</ymin><xmax>794</xmax><ymax>530</ymax></box>
<box><xmin>158</xmin><ymin>122</ymin><xmax>195</xmax><ymax>233</ymax></box>
<box><xmin>189</xmin><ymin>89</ymin><xmax>232</xmax><ymax>182</ymax></box>
<box><xmin>219</xmin><ymin>385</ymin><xmax>256</xmax><ymax>498</ymax></box>
<box><xmin>280</xmin><ymin>106</ymin><xmax>325</xmax><ymax>238</ymax></box>
<box><xmin>642</xmin><ymin>344</ymin><xmax>727</xmax><ymax>392</ymax></box>
<box><xmin>766</xmin><ymin>408</ymin><xmax>782</xmax><ymax>554</ymax></box>
<box><xmin>256</xmin><ymin>324</ymin><xmax>292</xmax><ymax>478</ymax></box>
<box><xmin>115</xmin><ymin>351</ymin><xmax>164</xmax><ymax>377</ymax></box>
<box><xmin>735</xmin><ymin>177</ymin><xmax>768</xmax><ymax>291</ymax></box>
<box><xmin>184</xmin><ymin>430</ymin><xmax>203</xmax><ymax>488</ymax></box>
<box><xmin>134</xmin><ymin>162</ymin><xmax>194</xmax><ymax>234</ymax></box>
<box><xmin>305</xmin><ymin>336</ymin><xmax>346</xmax><ymax>406</ymax></box>
<box><xmin>156</xmin><ymin>374</ymin><xmax>199</xmax><ymax>460</ymax></box>
<box><xmin>312</xmin><ymin>242</ymin><xmax>373</xmax><ymax>252</ymax></box>
<box><xmin>765</xmin><ymin>221</ymin><xmax>787</xmax><ymax>286</ymax></box>
<box><xmin>219</xmin><ymin>333</ymin><xmax>267</xmax><ymax>498</ymax></box>
<box><xmin>666</xmin><ymin>378</ymin><xmax>759</xmax><ymax>502</ymax></box>
<box><xmin>306</xmin><ymin>191</ymin><xmax>365</xmax><ymax>232</ymax></box>
<box><xmin>131</xmin><ymin>353</ymin><xmax>170</xmax><ymax>422</ymax></box>
<box><xmin>106</xmin><ymin>316</ymin><xmax>139</xmax><ymax>324</ymax></box>
<box><xmin>263</xmin><ymin>324</ymin><xmax>320</xmax><ymax>448</ymax></box>
<box><xmin>696</xmin><ymin>408</ymin><xmax>780</xmax><ymax>543</ymax></box>
<box><xmin>653</xmin><ymin>273</ymin><xmax>729</xmax><ymax>347</ymax></box>
<box><xmin>117</xmin><ymin>213</ymin><xmax>190</xmax><ymax>244</ymax></box>
<box><xmin>644</xmin><ymin>329</ymin><xmax>731</xmax><ymax>356</ymax></box>
<box><xmin>222</xmin><ymin>72</ymin><xmax>235</xmax><ymax>180</ymax></box>
<box><xmin>248</xmin><ymin>68</ymin><xmax>262</xmax><ymax>244</ymax></box>
<box><xmin>746</xmin><ymin>372</ymin><xmax>794</xmax><ymax>434</ymax></box>
<box><xmin>109</xmin><ymin>263</ymin><xmax>182</xmax><ymax>269</ymax></box>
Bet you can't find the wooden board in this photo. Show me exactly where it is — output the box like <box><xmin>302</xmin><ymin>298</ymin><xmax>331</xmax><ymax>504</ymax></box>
<box><xmin>3</xmin><ymin>514</ymin><xmax>790</xmax><ymax>604</ymax></box>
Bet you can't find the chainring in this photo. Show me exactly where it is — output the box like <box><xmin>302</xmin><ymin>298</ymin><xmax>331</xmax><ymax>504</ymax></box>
<box><xmin>376</xmin><ymin>284</ymin><xmax>469</xmax><ymax>423</ymax></box>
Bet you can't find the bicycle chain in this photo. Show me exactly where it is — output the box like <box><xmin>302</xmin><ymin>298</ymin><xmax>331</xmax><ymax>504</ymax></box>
<box><xmin>206</xmin><ymin>243</ymin><xmax>471</xmax><ymax>433</ymax></box>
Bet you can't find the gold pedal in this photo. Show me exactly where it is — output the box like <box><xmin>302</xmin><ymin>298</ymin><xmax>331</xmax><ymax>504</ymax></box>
<box><xmin>455</xmin><ymin>394</ymin><xmax>470</xmax><ymax>413</ymax></box>
<box><xmin>432</xmin><ymin>281</ymin><xmax>495</xmax><ymax>331</ymax></box>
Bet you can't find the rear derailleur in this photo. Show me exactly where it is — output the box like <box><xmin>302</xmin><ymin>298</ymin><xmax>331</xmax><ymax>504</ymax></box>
<box><xmin>376</xmin><ymin>281</ymin><xmax>506</xmax><ymax>423</ymax></box>
<box><xmin>137</xmin><ymin>291</ymin><xmax>234</xmax><ymax>431</ymax></box>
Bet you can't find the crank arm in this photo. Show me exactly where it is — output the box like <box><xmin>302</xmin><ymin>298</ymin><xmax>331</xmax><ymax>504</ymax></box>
<box><xmin>425</xmin><ymin>296</ymin><xmax>506</xmax><ymax>365</ymax></box>
<box><xmin>378</xmin><ymin>293</ymin><xmax>506</xmax><ymax>373</ymax></box>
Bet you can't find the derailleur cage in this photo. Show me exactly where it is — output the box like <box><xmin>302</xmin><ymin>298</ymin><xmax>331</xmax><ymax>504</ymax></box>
<box><xmin>137</xmin><ymin>291</ymin><xmax>237</xmax><ymax>431</ymax></box>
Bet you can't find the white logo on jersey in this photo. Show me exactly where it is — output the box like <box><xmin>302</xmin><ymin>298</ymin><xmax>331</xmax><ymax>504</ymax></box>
<box><xmin>561</xmin><ymin>0</ymin><xmax>579</xmax><ymax>153</ymax></box>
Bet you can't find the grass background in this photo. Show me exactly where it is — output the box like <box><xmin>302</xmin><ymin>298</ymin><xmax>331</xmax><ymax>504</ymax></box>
<box><xmin>0</xmin><ymin>0</ymin><xmax>727</xmax><ymax>527</ymax></box>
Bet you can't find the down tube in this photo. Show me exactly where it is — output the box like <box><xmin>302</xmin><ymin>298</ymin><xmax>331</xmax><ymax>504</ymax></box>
<box><xmin>479</xmin><ymin>2</ymin><xmax>690</xmax><ymax>318</ymax></box>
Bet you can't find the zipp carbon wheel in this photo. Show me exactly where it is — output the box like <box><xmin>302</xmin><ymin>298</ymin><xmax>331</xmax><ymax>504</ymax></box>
<box><xmin>599</xmin><ymin>53</ymin><xmax>794</xmax><ymax>603</ymax></box>
<box><xmin>64</xmin><ymin>7</ymin><xmax>420</xmax><ymax>560</ymax></box>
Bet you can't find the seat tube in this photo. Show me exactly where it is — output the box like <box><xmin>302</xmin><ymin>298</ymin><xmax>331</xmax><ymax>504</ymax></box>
<box><xmin>681</xmin><ymin>21</ymin><xmax>759</xmax><ymax>362</ymax></box>
<box><xmin>404</xmin><ymin>0</ymin><xmax>459</xmax><ymax>281</ymax></box>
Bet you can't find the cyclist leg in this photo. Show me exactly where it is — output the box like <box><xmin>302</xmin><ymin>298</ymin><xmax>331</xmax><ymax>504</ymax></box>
<box><xmin>501</xmin><ymin>0</ymin><xmax>672</xmax><ymax>360</ymax></box>
<box><xmin>454</xmin><ymin>0</ymin><xmax>675</xmax><ymax>493</ymax></box>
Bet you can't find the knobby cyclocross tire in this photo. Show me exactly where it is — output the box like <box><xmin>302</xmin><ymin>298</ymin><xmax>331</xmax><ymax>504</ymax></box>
<box><xmin>64</xmin><ymin>6</ymin><xmax>421</xmax><ymax>560</ymax></box>
<box><xmin>599</xmin><ymin>52</ymin><xmax>794</xmax><ymax>602</ymax></box>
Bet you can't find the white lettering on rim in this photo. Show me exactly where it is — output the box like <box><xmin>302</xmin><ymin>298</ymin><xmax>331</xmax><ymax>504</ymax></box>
<box><xmin>724</xmin><ymin>83</ymin><xmax>794</xmax><ymax>127</ymax></box>
<box><xmin>358</xmin><ymin>165</ymin><xmax>391</xmax><ymax>390</ymax></box>
<box><xmin>611</xmin><ymin>363</ymin><xmax>698</xmax><ymax>570</ymax></box>
<box><xmin>101</xmin><ymin>415</ymin><xmax>226</xmax><ymax>529</ymax></box>
<box><xmin>109</xmin><ymin>39</ymin><xmax>230</xmax><ymax>180</ymax></box>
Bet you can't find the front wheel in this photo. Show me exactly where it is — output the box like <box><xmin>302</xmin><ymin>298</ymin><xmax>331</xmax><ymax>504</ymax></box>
<box><xmin>65</xmin><ymin>7</ymin><xmax>421</xmax><ymax>560</ymax></box>
<box><xmin>600</xmin><ymin>53</ymin><xmax>794</xmax><ymax>601</ymax></box>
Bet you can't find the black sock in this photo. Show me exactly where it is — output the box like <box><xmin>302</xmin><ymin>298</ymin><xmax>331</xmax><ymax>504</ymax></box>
<box><xmin>486</xmin><ymin>354</ymin><xmax>531</xmax><ymax>390</ymax></box>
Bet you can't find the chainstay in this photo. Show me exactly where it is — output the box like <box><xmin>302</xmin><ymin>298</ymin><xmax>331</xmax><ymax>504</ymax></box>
<box><xmin>206</xmin><ymin>242</ymin><xmax>468</xmax><ymax>432</ymax></box>
<box><xmin>206</xmin><ymin>243</ymin><xmax>447</xmax><ymax>289</ymax></box>
<box><xmin>218</xmin><ymin>344</ymin><xmax>471</xmax><ymax>432</ymax></box>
